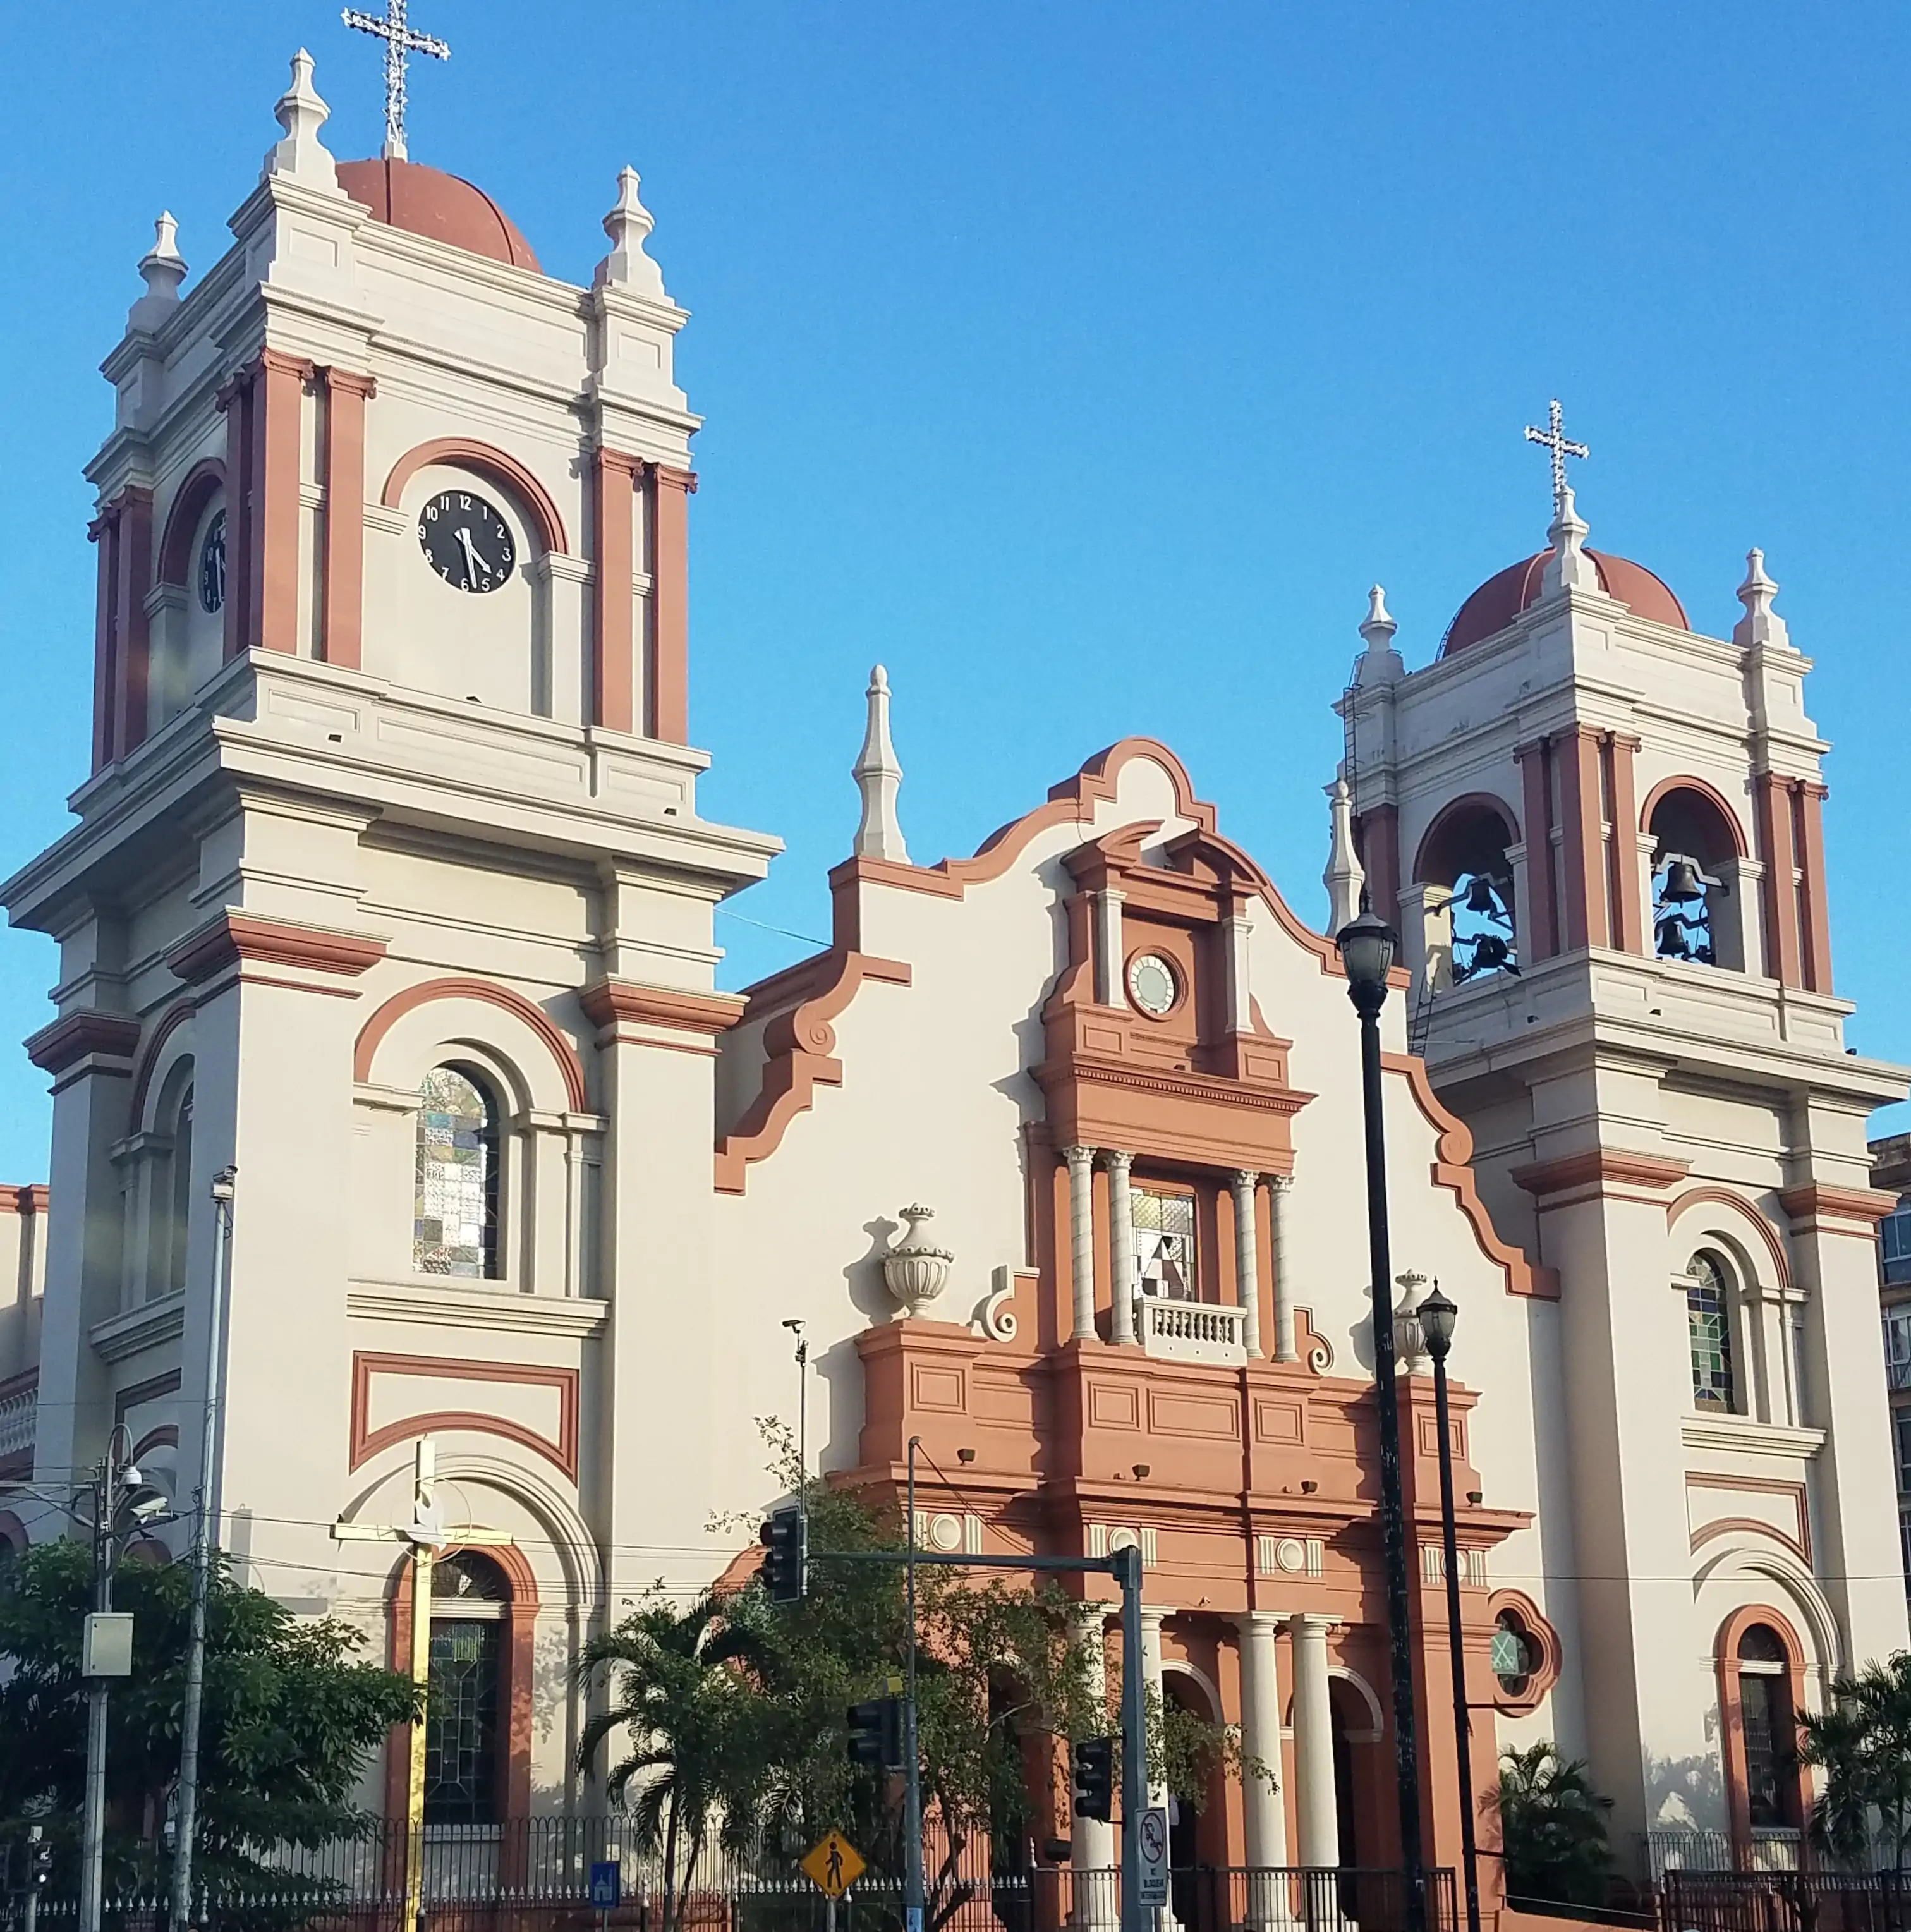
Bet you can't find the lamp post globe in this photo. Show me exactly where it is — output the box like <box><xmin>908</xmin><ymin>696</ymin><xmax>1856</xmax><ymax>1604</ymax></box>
<box><xmin>1335</xmin><ymin>906</ymin><xmax>1399</xmax><ymax>1011</ymax></box>
<box><xmin>1416</xmin><ymin>1285</ymin><xmax>1459</xmax><ymax>1359</ymax></box>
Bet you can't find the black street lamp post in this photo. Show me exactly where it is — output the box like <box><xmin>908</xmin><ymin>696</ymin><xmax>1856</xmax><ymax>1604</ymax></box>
<box><xmin>1335</xmin><ymin>906</ymin><xmax>1426</xmax><ymax>1932</ymax></box>
<box><xmin>1416</xmin><ymin>1285</ymin><xmax>1482</xmax><ymax>1932</ymax></box>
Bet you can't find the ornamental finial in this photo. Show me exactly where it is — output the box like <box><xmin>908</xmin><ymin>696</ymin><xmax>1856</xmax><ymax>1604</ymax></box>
<box><xmin>264</xmin><ymin>49</ymin><xmax>339</xmax><ymax>190</ymax></box>
<box><xmin>852</xmin><ymin>664</ymin><xmax>909</xmax><ymax>863</ymax></box>
<box><xmin>595</xmin><ymin>166</ymin><xmax>665</xmax><ymax>296</ymax></box>
<box><xmin>1734</xmin><ymin>548</ymin><xmax>1789</xmax><ymax>650</ymax></box>
<box><xmin>130</xmin><ymin>212</ymin><xmax>187</xmax><ymax>327</ymax></box>
<box><xmin>1323</xmin><ymin>774</ymin><xmax>1368</xmax><ymax>937</ymax></box>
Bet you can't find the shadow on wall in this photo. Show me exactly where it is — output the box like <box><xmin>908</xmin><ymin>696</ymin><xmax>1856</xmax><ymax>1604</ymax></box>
<box><xmin>845</xmin><ymin>1216</ymin><xmax>901</xmax><ymax>1327</ymax></box>
<box><xmin>1644</xmin><ymin>1748</ymin><xmax>1727</xmax><ymax>1834</ymax></box>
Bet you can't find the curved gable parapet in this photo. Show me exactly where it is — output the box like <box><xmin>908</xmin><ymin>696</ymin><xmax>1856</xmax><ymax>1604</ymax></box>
<box><xmin>380</xmin><ymin>438</ymin><xmax>571</xmax><ymax>558</ymax></box>
<box><xmin>1383</xmin><ymin>1050</ymin><xmax>1558</xmax><ymax>1299</ymax></box>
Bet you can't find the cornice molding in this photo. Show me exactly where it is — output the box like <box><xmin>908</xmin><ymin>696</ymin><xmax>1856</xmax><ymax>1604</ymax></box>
<box><xmin>89</xmin><ymin>1292</ymin><xmax>186</xmax><ymax>1364</ymax></box>
<box><xmin>1511</xmin><ymin>1148</ymin><xmax>1692</xmax><ymax>1199</ymax></box>
<box><xmin>1777</xmin><ymin>1182</ymin><xmax>1899</xmax><ymax>1227</ymax></box>
<box><xmin>579</xmin><ymin>980</ymin><xmax>745</xmax><ymax>1038</ymax></box>
<box><xmin>25</xmin><ymin>1010</ymin><xmax>142</xmax><ymax>1074</ymax></box>
<box><xmin>164</xmin><ymin>911</ymin><xmax>388</xmax><ymax>986</ymax></box>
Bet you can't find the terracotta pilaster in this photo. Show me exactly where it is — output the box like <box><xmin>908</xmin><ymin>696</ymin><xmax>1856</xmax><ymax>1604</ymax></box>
<box><xmin>648</xmin><ymin>463</ymin><xmax>695</xmax><ymax>743</ymax></box>
<box><xmin>320</xmin><ymin>368</ymin><xmax>375</xmax><ymax>669</ymax></box>
<box><xmin>1797</xmin><ymin>781</ymin><xmax>1832</xmax><ymax>993</ymax></box>
<box><xmin>1514</xmin><ymin>738</ymin><xmax>1557</xmax><ymax>960</ymax></box>
<box><xmin>590</xmin><ymin>447</ymin><xmax>641</xmax><ymax>732</ymax></box>
<box><xmin>1558</xmin><ymin>726</ymin><xmax>1608</xmax><ymax>951</ymax></box>
<box><xmin>1753</xmin><ymin>772</ymin><xmax>1802</xmax><ymax>987</ymax></box>
<box><xmin>1606</xmin><ymin>732</ymin><xmax>1645</xmax><ymax>954</ymax></box>
<box><xmin>249</xmin><ymin>349</ymin><xmax>312</xmax><ymax>655</ymax></box>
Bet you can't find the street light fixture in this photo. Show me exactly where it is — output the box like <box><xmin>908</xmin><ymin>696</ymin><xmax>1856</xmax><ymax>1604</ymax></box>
<box><xmin>1335</xmin><ymin>905</ymin><xmax>1426</xmax><ymax>1932</ymax></box>
<box><xmin>1414</xmin><ymin>1286</ymin><xmax>1481</xmax><ymax>1932</ymax></box>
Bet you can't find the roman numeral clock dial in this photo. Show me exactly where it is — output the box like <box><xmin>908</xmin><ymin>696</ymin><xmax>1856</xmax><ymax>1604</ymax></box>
<box><xmin>418</xmin><ymin>490</ymin><xmax>516</xmax><ymax>593</ymax></box>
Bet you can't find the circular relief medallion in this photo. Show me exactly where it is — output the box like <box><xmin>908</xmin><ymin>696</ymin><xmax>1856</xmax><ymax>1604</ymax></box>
<box><xmin>1126</xmin><ymin>952</ymin><xmax>1179</xmax><ymax>1019</ymax></box>
<box><xmin>418</xmin><ymin>489</ymin><xmax>517</xmax><ymax>593</ymax></box>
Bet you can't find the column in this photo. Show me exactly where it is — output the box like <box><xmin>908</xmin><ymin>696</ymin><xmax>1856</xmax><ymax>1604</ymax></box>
<box><xmin>1289</xmin><ymin>1615</ymin><xmax>1340</xmax><ymax>1869</ymax></box>
<box><xmin>250</xmin><ymin>349</ymin><xmax>312</xmax><ymax>655</ymax></box>
<box><xmin>319</xmin><ymin>367</ymin><xmax>375</xmax><ymax>670</ymax></box>
<box><xmin>1514</xmin><ymin>739</ymin><xmax>1558</xmax><ymax>961</ymax></box>
<box><xmin>1065</xmin><ymin>1146</ymin><xmax>1098</xmax><ymax>1342</ymax></box>
<box><xmin>1269</xmin><ymin>1175</ymin><xmax>1296</xmax><ymax>1363</ymax></box>
<box><xmin>1796</xmin><ymin>782</ymin><xmax>1833</xmax><ymax>993</ymax></box>
<box><xmin>1232</xmin><ymin>1171</ymin><xmax>1263</xmax><ymax>1359</ymax></box>
<box><xmin>1753</xmin><ymin>772</ymin><xmax>1802</xmax><ymax>988</ymax></box>
<box><xmin>1107</xmin><ymin>1151</ymin><xmax>1136</xmax><ymax>1346</ymax></box>
<box><xmin>1235</xmin><ymin>1613</ymin><xmax>1290</xmax><ymax>1886</ymax></box>
<box><xmin>648</xmin><ymin>465</ymin><xmax>696</xmax><ymax>743</ymax></box>
<box><xmin>1093</xmin><ymin>890</ymin><xmax>1125</xmax><ymax>1006</ymax></box>
<box><xmin>1557</xmin><ymin>726</ymin><xmax>1609</xmax><ymax>951</ymax></box>
<box><xmin>591</xmin><ymin>448</ymin><xmax>641</xmax><ymax>732</ymax></box>
<box><xmin>1072</xmin><ymin>1605</ymin><xmax>1119</xmax><ymax>1932</ymax></box>
<box><xmin>1139</xmin><ymin>1607</ymin><xmax>1170</xmax><ymax>1809</ymax></box>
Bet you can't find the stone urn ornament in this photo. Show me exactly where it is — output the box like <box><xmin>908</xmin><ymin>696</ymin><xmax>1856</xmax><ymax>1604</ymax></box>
<box><xmin>883</xmin><ymin>1205</ymin><xmax>954</xmax><ymax>1318</ymax></box>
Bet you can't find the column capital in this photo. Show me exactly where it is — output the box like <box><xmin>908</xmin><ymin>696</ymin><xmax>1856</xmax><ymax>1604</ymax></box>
<box><xmin>1232</xmin><ymin>1608</ymin><xmax>1289</xmax><ymax>1634</ymax></box>
<box><xmin>1231</xmin><ymin>1168</ymin><xmax>1258</xmax><ymax>1193</ymax></box>
<box><xmin>1063</xmin><ymin>1143</ymin><xmax>1097</xmax><ymax>1167</ymax></box>
<box><xmin>1139</xmin><ymin>1603</ymin><xmax>1171</xmax><ymax>1629</ymax></box>
<box><xmin>1267</xmin><ymin>1170</ymin><xmax>1295</xmax><ymax>1194</ymax></box>
<box><xmin>1102</xmin><ymin>1148</ymin><xmax>1133</xmax><ymax>1174</ymax></box>
<box><xmin>1288</xmin><ymin>1610</ymin><xmax>1340</xmax><ymax>1636</ymax></box>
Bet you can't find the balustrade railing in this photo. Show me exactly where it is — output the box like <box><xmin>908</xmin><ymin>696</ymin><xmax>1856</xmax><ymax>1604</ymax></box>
<box><xmin>0</xmin><ymin>1371</ymin><xmax>35</xmax><ymax>1466</ymax></box>
<box><xmin>1139</xmin><ymin>1294</ymin><xmax>1248</xmax><ymax>1365</ymax></box>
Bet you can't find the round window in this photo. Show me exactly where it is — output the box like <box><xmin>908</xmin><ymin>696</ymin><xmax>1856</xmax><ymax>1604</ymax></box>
<box><xmin>1491</xmin><ymin>1612</ymin><xmax>1536</xmax><ymax>1696</ymax></box>
<box><xmin>1127</xmin><ymin>952</ymin><xmax>1179</xmax><ymax>1019</ymax></box>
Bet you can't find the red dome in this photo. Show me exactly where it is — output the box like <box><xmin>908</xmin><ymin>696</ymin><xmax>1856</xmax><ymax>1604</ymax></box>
<box><xmin>1440</xmin><ymin>550</ymin><xmax>1689</xmax><ymax>657</ymax></box>
<box><xmin>336</xmin><ymin>158</ymin><xmax>540</xmax><ymax>272</ymax></box>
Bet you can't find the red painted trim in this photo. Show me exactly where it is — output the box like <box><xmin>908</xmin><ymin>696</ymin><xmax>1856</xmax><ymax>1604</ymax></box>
<box><xmin>0</xmin><ymin>1188</ymin><xmax>49</xmax><ymax>1218</ymax></box>
<box><xmin>25</xmin><ymin>1011</ymin><xmax>142</xmax><ymax>1075</ymax></box>
<box><xmin>1383</xmin><ymin>1052</ymin><xmax>1558</xmax><ymax>1299</ymax></box>
<box><xmin>1510</xmin><ymin>1149</ymin><xmax>1691</xmax><ymax>1201</ymax></box>
<box><xmin>380</xmin><ymin>437</ymin><xmax>569</xmax><ymax>557</ymax></box>
<box><xmin>1515</xmin><ymin>739</ymin><xmax>1558</xmax><ymax>961</ymax></box>
<box><xmin>579</xmin><ymin>980</ymin><xmax>746</xmax><ymax>1036</ymax></box>
<box><xmin>253</xmin><ymin>351</ymin><xmax>313</xmax><ymax>656</ymax></box>
<box><xmin>215</xmin><ymin>368</ymin><xmax>253</xmax><ymax>663</ymax></box>
<box><xmin>1713</xmin><ymin>1604</ymin><xmax>1812</xmax><ymax>1864</ymax></box>
<box><xmin>320</xmin><ymin>369</ymin><xmax>374</xmax><ymax>669</ymax></box>
<box><xmin>112</xmin><ymin>487</ymin><xmax>155</xmax><ymax>756</ymax></box>
<box><xmin>349</xmin><ymin>1351</ymin><xmax>579</xmax><ymax>1480</ymax></box>
<box><xmin>1639</xmin><ymin>773</ymin><xmax>1750</xmax><ymax>860</ymax></box>
<box><xmin>1606</xmin><ymin>734</ymin><xmax>1645</xmax><ymax>955</ymax></box>
<box><xmin>1687</xmin><ymin>1471</ymin><xmax>1812</xmax><ymax>1562</ymax></box>
<box><xmin>90</xmin><ymin>499</ymin><xmax>121</xmax><ymax>771</ymax></box>
<box><xmin>353</xmin><ymin>976</ymin><xmax>588</xmax><ymax>1113</ymax></box>
<box><xmin>647</xmin><ymin>465</ymin><xmax>695</xmax><ymax>743</ymax></box>
<box><xmin>127</xmin><ymin>1001</ymin><xmax>198</xmax><ymax>1129</ymax></box>
<box><xmin>1667</xmin><ymin>1186</ymin><xmax>1793</xmax><ymax>1292</ymax></box>
<box><xmin>1753</xmin><ymin>774</ymin><xmax>1802</xmax><ymax>987</ymax></box>
<box><xmin>1354</xmin><ymin>802</ymin><xmax>1401</xmax><ymax>927</ymax></box>
<box><xmin>1408</xmin><ymin>792</ymin><xmax>1520</xmax><ymax>889</ymax></box>
<box><xmin>1483</xmin><ymin>1588</ymin><xmax>1562</xmax><ymax>1716</ymax></box>
<box><xmin>155</xmin><ymin>458</ymin><xmax>228</xmax><ymax>588</ymax></box>
<box><xmin>1776</xmin><ymin>1182</ymin><xmax>1898</xmax><ymax>1227</ymax></box>
<box><xmin>165</xmin><ymin>911</ymin><xmax>387</xmax><ymax>987</ymax></box>
<box><xmin>590</xmin><ymin>449</ymin><xmax>640</xmax><ymax>732</ymax></box>
<box><xmin>714</xmin><ymin>952</ymin><xmax>913</xmax><ymax>1194</ymax></box>
<box><xmin>1796</xmin><ymin>782</ymin><xmax>1833</xmax><ymax>994</ymax></box>
<box><xmin>1557</xmin><ymin>727</ymin><xmax>1608</xmax><ymax>951</ymax></box>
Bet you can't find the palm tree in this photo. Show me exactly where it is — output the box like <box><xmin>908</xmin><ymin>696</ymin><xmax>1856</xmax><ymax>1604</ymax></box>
<box><xmin>574</xmin><ymin>1594</ymin><xmax>766</xmax><ymax>1932</ymax></box>
<box><xmin>1797</xmin><ymin>1653</ymin><xmax>1911</xmax><ymax>1871</ymax></box>
<box><xmin>1493</xmin><ymin>1743</ymin><xmax>1614</xmax><ymax>1908</ymax></box>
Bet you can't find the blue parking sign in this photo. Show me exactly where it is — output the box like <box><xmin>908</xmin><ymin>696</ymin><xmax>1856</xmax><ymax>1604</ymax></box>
<box><xmin>589</xmin><ymin>1862</ymin><xmax>621</xmax><ymax>1911</ymax></box>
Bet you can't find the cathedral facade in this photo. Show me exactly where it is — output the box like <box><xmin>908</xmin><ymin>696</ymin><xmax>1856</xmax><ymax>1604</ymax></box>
<box><xmin>2</xmin><ymin>50</ymin><xmax>1905</xmax><ymax>1895</ymax></box>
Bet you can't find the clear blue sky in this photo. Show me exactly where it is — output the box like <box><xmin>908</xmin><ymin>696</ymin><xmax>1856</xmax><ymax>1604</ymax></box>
<box><xmin>2</xmin><ymin>2</ymin><xmax>1908</xmax><ymax>1180</ymax></box>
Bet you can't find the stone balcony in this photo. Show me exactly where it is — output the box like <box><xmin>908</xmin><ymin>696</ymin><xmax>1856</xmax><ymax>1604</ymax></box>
<box><xmin>0</xmin><ymin>1370</ymin><xmax>37</xmax><ymax>1476</ymax></box>
<box><xmin>1138</xmin><ymin>1292</ymin><xmax>1248</xmax><ymax>1365</ymax></box>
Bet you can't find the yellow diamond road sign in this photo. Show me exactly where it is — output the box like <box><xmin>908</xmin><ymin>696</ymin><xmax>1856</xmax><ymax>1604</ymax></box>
<box><xmin>801</xmin><ymin>1832</ymin><xmax>865</xmax><ymax>1900</ymax></box>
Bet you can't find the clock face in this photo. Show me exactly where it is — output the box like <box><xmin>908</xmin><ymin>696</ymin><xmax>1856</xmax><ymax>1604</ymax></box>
<box><xmin>197</xmin><ymin>511</ymin><xmax>226</xmax><ymax>614</ymax></box>
<box><xmin>1127</xmin><ymin>952</ymin><xmax>1179</xmax><ymax>1019</ymax></box>
<box><xmin>418</xmin><ymin>490</ymin><xmax>516</xmax><ymax>593</ymax></box>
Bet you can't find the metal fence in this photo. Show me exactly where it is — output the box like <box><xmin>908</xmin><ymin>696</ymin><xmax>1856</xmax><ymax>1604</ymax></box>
<box><xmin>1645</xmin><ymin>1836</ymin><xmax>1804</xmax><ymax>1882</ymax></box>
<box><xmin>0</xmin><ymin>1822</ymin><xmax>1457</xmax><ymax>1932</ymax></box>
<box><xmin>1659</xmin><ymin>1869</ymin><xmax>1911</xmax><ymax>1932</ymax></box>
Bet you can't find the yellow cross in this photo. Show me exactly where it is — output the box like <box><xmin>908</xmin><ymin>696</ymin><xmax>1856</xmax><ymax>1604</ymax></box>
<box><xmin>332</xmin><ymin>1437</ymin><xmax>513</xmax><ymax>1930</ymax></box>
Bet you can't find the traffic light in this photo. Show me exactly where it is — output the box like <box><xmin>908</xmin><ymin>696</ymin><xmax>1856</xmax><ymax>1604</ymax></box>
<box><xmin>847</xmin><ymin>1695</ymin><xmax>906</xmax><ymax>1771</ymax></box>
<box><xmin>760</xmin><ymin>1507</ymin><xmax>806</xmax><ymax>1603</ymax></box>
<box><xmin>1071</xmin><ymin>1735</ymin><xmax>1115</xmax><ymax>1823</ymax></box>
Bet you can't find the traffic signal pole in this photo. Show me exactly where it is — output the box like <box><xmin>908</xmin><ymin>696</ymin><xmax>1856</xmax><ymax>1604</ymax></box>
<box><xmin>812</xmin><ymin>1538</ymin><xmax>1148</xmax><ymax>1932</ymax></box>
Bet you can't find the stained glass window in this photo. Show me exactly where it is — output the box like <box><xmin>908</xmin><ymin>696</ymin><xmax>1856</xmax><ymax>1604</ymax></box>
<box><xmin>1132</xmin><ymin>1187</ymin><xmax>1197</xmax><ymax>1300</ymax></box>
<box><xmin>1491</xmin><ymin>1611</ymin><xmax>1536</xmax><ymax>1696</ymax></box>
<box><xmin>1687</xmin><ymin>1252</ymin><xmax>1735</xmax><ymax>1413</ymax></box>
<box><xmin>415</xmin><ymin>1067</ymin><xmax>499</xmax><ymax>1278</ymax></box>
<box><xmin>423</xmin><ymin>1615</ymin><xmax>501</xmax><ymax>1825</ymax></box>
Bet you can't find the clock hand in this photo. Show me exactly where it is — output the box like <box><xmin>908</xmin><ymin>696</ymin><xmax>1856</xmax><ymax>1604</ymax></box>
<box><xmin>455</xmin><ymin>525</ymin><xmax>490</xmax><ymax>586</ymax></box>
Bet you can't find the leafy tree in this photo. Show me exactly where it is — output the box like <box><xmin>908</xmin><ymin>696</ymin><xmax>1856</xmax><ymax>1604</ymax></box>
<box><xmin>574</xmin><ymin>1593</ymin><xmax>768</xmax><ymax>1932</ymax></box>
<box><xmin>0</xmin><ymin>1540</ymin><xmax>418</xmax><ymax>1902</ymax></box>
<box><xmin>1797</xmin><ymin>1652</ymin><xmax>1911</xmax><ymax>1870</ymax></box>
<box><xmin>1493</xmin><ymin>1742</ymin><xmax>1613</xmax><ymax>1908</ymax></box>
<box><xmin>689</xmin><ymin>1422</ymin><xmax>1264</xmax><ymax>1932</ymax></box>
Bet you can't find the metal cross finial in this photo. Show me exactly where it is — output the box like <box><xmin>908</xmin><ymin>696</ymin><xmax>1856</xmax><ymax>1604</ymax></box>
<box><xmin>342</xmin><ymin>0</ymin><xmax>449</xmax><ymax>161</ymax></box>
<box><xmin>1523</xmin><ymin>399</ymin><xmax>1589</xmax><ymax>519</ymax></box>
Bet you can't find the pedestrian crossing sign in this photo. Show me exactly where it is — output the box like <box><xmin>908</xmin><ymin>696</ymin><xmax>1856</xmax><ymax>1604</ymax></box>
<box><xmin>801</xmin><ymin>1831</ymin><xmax>865</xmax><ymax>1899</ymax></box>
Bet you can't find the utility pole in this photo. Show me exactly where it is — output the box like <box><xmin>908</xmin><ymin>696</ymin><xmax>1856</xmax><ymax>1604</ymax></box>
<box><xmin>169</xmin><ymin>1163</ymin><xmax>237</xmax><ymax>1929</ymax></box>
<box><xmin>903</xmin><ymin>1436</ymin><xmax>924</xmax><ymax>1932</ymax></box>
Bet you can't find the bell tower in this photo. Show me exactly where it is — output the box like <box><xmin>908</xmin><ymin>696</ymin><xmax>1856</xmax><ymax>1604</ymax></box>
<box><xmin>1328</xmin><ymin>416</ymin><xmax>1908</xmax><ymax>1859</ymax></box>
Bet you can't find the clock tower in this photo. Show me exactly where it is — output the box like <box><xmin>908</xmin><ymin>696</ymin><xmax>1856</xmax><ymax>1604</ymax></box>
<box><xmin>6</xmin><ymin>49</ymin><xmax>779</xmax><ymax>1668</ymax></box>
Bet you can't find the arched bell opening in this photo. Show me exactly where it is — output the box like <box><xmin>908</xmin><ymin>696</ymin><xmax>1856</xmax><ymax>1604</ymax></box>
<box><xmin>1646</xmin><ymin>782</ymin><xmax>1749</xmax><ymax>971</ymax></box>
<box><xmin>1410</xmin><ymin>797</ymin><xmax>1521</xmax><ymax>990</ymax></box>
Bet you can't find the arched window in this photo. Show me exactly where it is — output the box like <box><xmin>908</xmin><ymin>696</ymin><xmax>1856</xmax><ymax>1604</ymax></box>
<box><xmin>1647</xmin><ymin>785</ymin><xmax>1745</xmax><ymax>971</ymax></box>
<box><xmin>1735</xmin><ymin>1625</ymin><xmax>1792</xmax><ymax>1828</ymax></box>
<box><xmin>1687</xmin><ymin>1251</ymin><xmax>1737</xmax><ymax>1413</ymax></box>
<box><xmin>415</xmin><ymin>1067</ymin><xmax>500</xmax><ymax>1278</ymax></box>
<box><xmin>1492</xmin><ymin>1610</ymin><xmax>1538</xmax><ymax>1698</ymax></box>
<box><xmin>424</xmin><ymin>1552</ymin><xmax>507</xmax><ymax>1826</ymax></box>
<box><xmin>1415</xmin><ymin>799</ymin><xmax>1520</xmax><ymax>985</ymax></box>
<box><xmin>165</xmin><ymin>1086</ymin><xmax>194</xmax><ymax>1298</ymax></box>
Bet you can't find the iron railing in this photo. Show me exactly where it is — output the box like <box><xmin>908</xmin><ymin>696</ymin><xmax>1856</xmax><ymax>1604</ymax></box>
<box><xmin>1659</xmin><ymin>1868</ymin><xmax>1911</xmax><ymax>1932</ymax></box>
